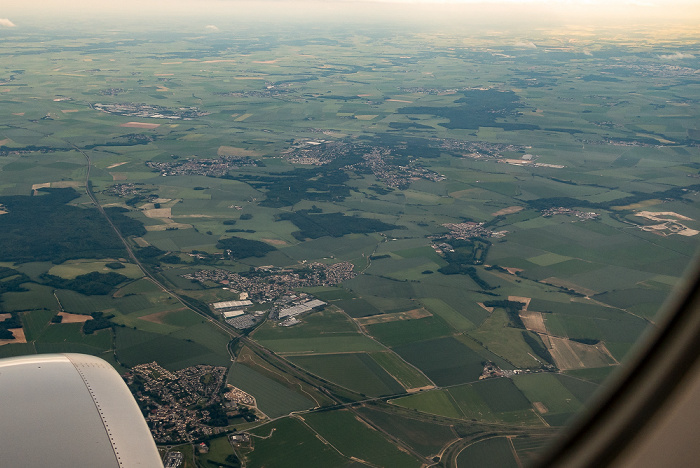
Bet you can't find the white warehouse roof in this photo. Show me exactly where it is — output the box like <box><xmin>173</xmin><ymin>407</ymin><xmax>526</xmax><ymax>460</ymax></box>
<box><xmin>223</xmin><ymin>310</ymin><xmax>246</xmax><ymax>318</ymax></box>
<box><xmin>212</xmin><ymin>300</ymin><xmax>253</xmax><ymax>309</ymax></box>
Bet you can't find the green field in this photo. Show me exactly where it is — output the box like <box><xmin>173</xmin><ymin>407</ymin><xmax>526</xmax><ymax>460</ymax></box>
<box><xmin>256</xmin><ymin>336</ymin><xmax>386</xmax><ymax>354</ymax></box>
<box><xmin>514</xmin><ymin>373</ymin><xmax>582</xmax><ymax>417</ymax></box>
<box><xmin>393</xmin><ymin>337</ymin><xmax>485</xmax><ymax>386</ymax></box>
<box><xmin>391</xmin><ymin>389</ymin><xmax>464</xmax><ymax>419</ymax></box>
<box><xmin>48</xmin><ymin>260</ymin><xmax>143</xmax><ymax>280</ymax></box>
<box><xmin>20</xmin><ymin>309</ymin><xmax>56</xmax><ymax>341</ymax></box>
<box><xmin>356</xmin><ymin>406</ymin><xmax>457</xmax><ymax>458</ymax></box>
<box><xmin>228</xmin><ymin>363</ymin><xmax>315</xmax><ymax>418</ymax></box>
<box><xmin>369</xmin><ymin>351</ymin><xmax>434</xmax><ymax>390</ymax></box>
<box><xmin>289</xmin><ymin>353</ymin><xmax>404</xmax><ymax>397</ymax></box>
<box><xmin>418</xmin><ymin>297</ymin><xmax>476</xmax><ymax>332</ymax></box>
<box><xmin>366</xmin><ymin>315</ymin><xmax>454</xmax><ymax>347</ymax></box>
<box><xmin>245</xmin><ymin>418</ymin><xmax>352</xmax><ymax>468</ymax></box>
<box><xmin>115</xmin><ymin>326</ymin><xmax>231</xmax><ymax>370</ymax></box>
<box><xmin>394</xmin><ymin>378</ymin><xmax>542</xmax><ymax>426</ymax></box>
<box><xmin>1</xmin><ymin>283</ymin><xmax>59</xmax><ymax>312</ymax></box>
<box><xmin>304</xmin><ymin>409</ymin><xmax>421</xmax><ymax>467</ymax></box>
<box><xmin>467</xmin><ymin>309</ymin><xmax>545</xmax><ymax>369</ymax></box>
<box><xmin>334</xmin><ymin>298</ymin><xmax>383</xmax><ymax>318</ymax></box>
<box><xmin>456</xmin><ymin>437</ymin><xmax>520</xmax><ymax>468</ymax></box>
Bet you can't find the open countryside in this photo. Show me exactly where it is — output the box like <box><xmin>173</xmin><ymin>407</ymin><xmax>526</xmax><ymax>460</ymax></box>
<box><xmin>0</xmin><ymin>5</ymin><xmax>698</xmax><ymax>468</ymax></box>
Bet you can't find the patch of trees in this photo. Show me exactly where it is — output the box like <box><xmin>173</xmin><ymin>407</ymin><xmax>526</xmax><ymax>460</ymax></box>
<box><xmin>437</xmin><ymin>239</ymin><xmax>492</xmax><ymax>283</ymax></box>
<box><xmin>51</xmin><ymin>314</ymin><xmax>63</xmax><ymax>323</ymax></box>
<box><xmin>223</xmin><ymin>220</ymin><xmax>237</xmax><ymax>225</ymax></box>
<box><xmin>482</xmin><ymin>216</ymin><xmax>505</xmax><ymax>229</ymax></box>
<box><xmin>370</xmin><ymin>254</ymin><xmax>391</xmax><ymax>260</ymax></box>
<box><xmin>204</xmin><ymin>404</ymin><xmax>229</xmax><ymax>427</ymax></box>
<box><xmin>180</xmin><ymin>294</ymin><xmax>215</xmax><ymax>318</ymax></box>
<box><xmin>521</xmin><ymin>331</ymin><xmax>555</xmax><ymax>366</ymax></box>
<box><xmin>483</xmin><ymin>300</ymin><xmax>526</xmax><ymax>328</ymax></box>
<box><xmin>40</xmin><ymin>271</ymin><xmax>129</xmax><ymax>295</ymax></box>
<box><xmin>570</xmin><ymin>338</ymin><xmax>601</xmax><ymax>345</ymax></box>
<box><xmin>367</xmin><ymin>185</ymin><xmax>392</xmax><ymax>195</ymax></box>
<box><xmin>216</xmin><ymin>236</ymin><xmax>276</xmax><ymax>259</ymax></box>
<box><xmin>135</xmin><ymin>246</ymin><xmax>167</xmax><ymax>264</ymax></box>
<box><xmin>239</xmin><ymin>214</ymin><xmax>253</xmax><ymax>220</ymax></box>
<box><xmin>240</xmin><ymin>159</ymin><xmax>361</xmax><ymax>207</ymax></box>
<box><xmin>526</xmin><ymin>184</ymin><xmax>700</xmax><ymax>211</ymax></box>
<box><xmin>389</xmin><ymin>121</ymin><xmax>434</xmax><ymax>130</ymax></box>
<box><xmin>160</xmin><ymin>255</ymin><xmax>182</xmax><ymax>264</ymax></box>
<box><xmin>104</xmin><ymin>207</ymin><xmax>147</xmax><ymax>236</ymax></box>
<box><xmin>438</xmin><ymin>263</ymin><xmax>494</xmax><ymax>290</ymax></box>
<box><xmin>398</xmin><ymin>89</ymin><xmax>538</xmax><ymax>130</ymax></box>
<box><xmin>0</xmin><ymin>313</ymin><xmax>22</xmax><ymax>339</ymax></box>
<box><xmin>125</xmin><ymin>195</ymin><xmax>147</xmax><ymax>207</ymax></box>
<box><xmin>0</xmin><ymin>188</ymin><xmax>143</xmax><ymax>263</ymax></box>
<box><xmin>105</xmin><ymin>262</ymin><xmax>125</xmax><ymax>270</ymax></box>
<box><xmin>83</xmin><ymin>312</ymin><xmax>114</xmax><ymax>334</ymax></box>
<box><xmin>278</xmin><ymin>210</ymin><xmax>401</xmax><ymax>240</ymax></box>
<box><xmin>237</xmin><ymin>406</ymin><xmax>257</xmax><ymax>422</ymax></box>
<box><xmin>0</xmin><ymin>145</ymin><xmax>63</xmax><ymax>156</ymax></box>
<box><xmin>82</xmin><ymin>133</ymin><xmax>156</xmax><ymax>150</ymax></box>
<box><xmin>0</xmin><ymin>267</ymin><xmax>30</xmax><ymax>295</ymax></box>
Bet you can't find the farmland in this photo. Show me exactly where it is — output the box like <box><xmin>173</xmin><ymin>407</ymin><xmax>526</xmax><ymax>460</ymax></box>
<box><xmin>288</xmin><ymin>353</ymin><xmax>405</xmax><ymax>397</ymax></box>
<box><xmin>0</xmin><ymin>7</ymin><xmax>698</xmax><ymax>467</ymax></box>
<box><xmin>303</xmin><ymin>409</ymin><xmax>422</xmax><ymax>467</ymax></box>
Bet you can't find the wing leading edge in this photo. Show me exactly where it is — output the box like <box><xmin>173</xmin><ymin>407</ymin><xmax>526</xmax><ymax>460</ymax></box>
<box><xmin>0</xmin><ymin>353</ymin><xmax>163</xmax><ymax>467</ymax></box>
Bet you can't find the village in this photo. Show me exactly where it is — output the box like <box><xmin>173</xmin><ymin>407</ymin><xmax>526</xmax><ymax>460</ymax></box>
<box><xmin>442</xmin><ymin>221</ymin><xmax>508</xmax><ymax>240</ymax></box>
<box><xmin>146</xmin><ymin>154</ymin><xmax>258</xmax><ymax>177</ymax></box>
<box><xmin>542</xmin><ymin>207</ymin><xmax>600</xmax><ymax>220</ymax></box>
<box><xmin>356</xmin><ymin>147</ymin><xmax>446</xmax><ymax>189</ymax></box>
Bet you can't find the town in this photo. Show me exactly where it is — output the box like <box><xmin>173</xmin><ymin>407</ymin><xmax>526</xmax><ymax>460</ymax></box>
<box><xmin>183</xmin><ymin>261</ymin><xmax>356</xmax><ymax>303</ymax></box>
<box><xmin>123</xmin><ymin>362</ymin><xmax>235</xmax><ymax>444</ymax></box>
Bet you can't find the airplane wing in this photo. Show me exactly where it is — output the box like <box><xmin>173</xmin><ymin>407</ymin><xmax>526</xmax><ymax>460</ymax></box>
<box><xmin>0</xmin><ymin>353</ymin><xmax>163</xmax><ymax>467</ymax></box>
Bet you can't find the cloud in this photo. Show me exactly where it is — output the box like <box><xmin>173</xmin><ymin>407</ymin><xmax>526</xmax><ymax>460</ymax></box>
<box><xmin>205</xmin><ymin>24</ymin><xmax>219</xmax><ymax>31</ymax></box>
<box><xmin>515</xmin><ymin>41</ymin><xmax>537</xmax><ymax>49</ymax></box>
<box><xmin>658</xmin><ymin>52</ymin><xmax>694</xmax><ymax>60</ymax></box>
<box><xmin>0</xmin><ymin>18</ymin><xmax>16</xmax><ymax>27</ymax></box>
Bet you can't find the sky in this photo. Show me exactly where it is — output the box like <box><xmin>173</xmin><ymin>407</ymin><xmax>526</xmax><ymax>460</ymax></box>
<box><xmin>2</xmin><ymin>0</ymin><xmax>699</xmax><ymax>27</ymax></box>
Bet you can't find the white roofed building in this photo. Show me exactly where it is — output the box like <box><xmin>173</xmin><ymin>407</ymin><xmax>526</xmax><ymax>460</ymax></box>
<box><xmin>212</xmin><ymin>300</ymin><xmax>253</xmax><ymax>313</ymax></box>
<box><xmin>277</xmin><ymin>299</ymin><xmax>326</xmax><ymax>320</ymax></box>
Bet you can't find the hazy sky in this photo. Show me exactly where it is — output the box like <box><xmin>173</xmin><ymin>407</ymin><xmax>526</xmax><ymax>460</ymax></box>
<box><xmin>2</xmin><ymin>0</ymin><xmax>699</xmax><ymax>27</ymax></box>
